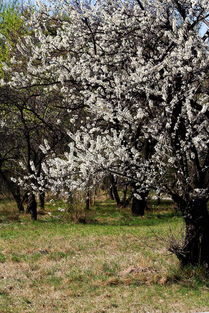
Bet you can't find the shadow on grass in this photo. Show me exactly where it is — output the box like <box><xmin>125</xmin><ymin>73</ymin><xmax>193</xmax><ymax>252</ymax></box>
<box><xmin>89</xmin><ymin>200</ymin><xmax>182</xmax><ymax>227</ymax></box>
<box><xmin>0</xmin><ymin>198</ymin><xmax>183</xmax><ymax>228</ymax></box>
<box><xmin>167</xmin><ymin>264</ymin><xmax>209</xmax><ymax>290</ymax></box>
<box><xmin>82</xmin><ymin>215</ymin><xmax>182</xmax><ymax>227</ymax></box>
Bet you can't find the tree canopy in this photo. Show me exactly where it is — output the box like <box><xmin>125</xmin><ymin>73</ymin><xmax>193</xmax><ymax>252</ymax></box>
<box><xmin>1</xmin><ymin>0</ymin><xmax>209</xmax><ymax>266</ymax></box>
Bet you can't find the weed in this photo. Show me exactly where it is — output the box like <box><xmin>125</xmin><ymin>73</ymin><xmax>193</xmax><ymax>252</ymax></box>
<box><xmin>0</xmin><ymin>252</ymin><xmax>6</xmax><ymax>263</ymax></box>
<box><xmin>48</xmin><ymin>251</ymin><xmax>68</xmax><ymax>261</ymax></box>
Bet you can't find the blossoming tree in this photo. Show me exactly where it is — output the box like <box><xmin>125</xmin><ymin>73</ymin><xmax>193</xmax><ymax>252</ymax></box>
<box><xmin>3</xmin><ymin>0</ymin><xmax>209</xmax><ymax>265</ymax></box>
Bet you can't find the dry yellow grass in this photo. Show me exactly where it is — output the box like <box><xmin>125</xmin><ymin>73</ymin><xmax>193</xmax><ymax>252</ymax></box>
<box><xmin>0</xmin><ymin>199</ymin><xmax>209</xmax><ymax>312</ymax></box>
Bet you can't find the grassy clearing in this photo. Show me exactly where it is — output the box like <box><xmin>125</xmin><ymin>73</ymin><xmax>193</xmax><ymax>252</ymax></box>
<box><xmin>0</xmin><ymin>197</ymin><xmax>209</xmax><ymax>312</ymax></box>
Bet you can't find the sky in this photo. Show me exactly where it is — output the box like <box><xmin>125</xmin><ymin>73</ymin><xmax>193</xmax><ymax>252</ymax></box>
<box><xmin>2</xmin><ymin>0</ymin><xmax>209</xmax><ymax>37</ymax></box>
<box><xmin>200</xmin><ymin>23</ymin><xmax>208</xmax><ymax>37</ymax></box>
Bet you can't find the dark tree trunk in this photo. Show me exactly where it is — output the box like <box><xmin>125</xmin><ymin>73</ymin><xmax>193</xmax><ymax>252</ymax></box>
<box><xmin>170</xmin><ymin>198</ymin><xmax>209</xmax><ymax>267</ymax></box>
<box><xmin>122</xmin><ymin>185</ymin><xmax>127</xmax><ymax>203</ymax></box>
<box><xmin>171</xmin><ymin>193</ymin><xmax>184</xmax><ymax>211</ymax></box>
<box><xmin>27</xmin><ymin>194</ymin><xmax>37</xmax><ymax>220</ymax></box>
<box><xmin>85</xmin><ymin>191</ymin><xmax>90</xmax><ymax>210</ymax></box>
<box><xmin>131</xmin><ymin>196</ymin><xmax>145</xmax><ymax>216</ymax></box>
<box><xmin>121</xmin><ymin>185</ymin><xmax>129</xmax><ymax>207</ymax></box>
<box><xmin>108</xmin><ymin>187</ymin><xmax>114</xmax><ymax>200</ymax></box>
<box><xmin>91</xmin><ymin>189</ymin><xmax>96</xmax><ymax>206</ymax></box>
<box><xmin>131</xmin><ymin>191</ymin><xmax>149</xmax><ymax>216</ymax></box>
<box><xmin>39</xmin><ymin>191</ymin><xmax>45</xmax><ymax>210</ymax></box>
<box><xmin>109</xmin><ymin>175</ymin><xmax>121</xmax><ymax>206</ymax></box>
<box><xmin>13</xmin><ymin>193</ymin><xmax>24</xmax><ymax>213</ymax></box>
<box><xmin>0</xmin><ymin>170</ymin><xmax>24</xmax><ymax>212</ymax></box>
<box><xmin>26</xmin><ymin>194</ymin><xmax>30</xmax><ymax>213</ymax></box>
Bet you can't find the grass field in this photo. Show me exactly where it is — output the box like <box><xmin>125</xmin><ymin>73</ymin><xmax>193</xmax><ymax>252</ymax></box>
<box><xmin>0</xmin><ymin>196</ymin><xmax>209</xmax><ymax>313</ymax></box>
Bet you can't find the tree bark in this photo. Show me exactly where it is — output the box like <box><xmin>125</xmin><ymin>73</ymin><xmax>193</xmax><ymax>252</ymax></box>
<box><xmin>170</xmin><ymin>198</ymin><xmax>209</xmax><ymax>267</ymax></box>
<box><xmin>27</xmin><ymin>193</ymin><xmax>37</xmax><ymax>220</ymax></box>
<box><xmin>131</xmin><ymin>195</ymin><xmax>144</xmax><ymax>216</ymax></box>
<box><xmin>109</xmin><ymin>175</ymin><xmax>121</xmax><ymax>206</ymax></box>
<box><xmin>121</xmin><ymin>185</ymin><xmax>130</xmax><ymax>207</ymax></box>
<box><xmin>39</xmin><ymin>191</ymin><xmax>45</xmax><ymax>210</ymax></box>
<box><xmin>108</xmin><ymin>186</ymin><xmax>114</xmax><ymax>200</ymax></box>
<box><xmin>0</xmin><ymin>169</ymin><xmax>24</xmax><ymax>212</ymax></box>
<box><xmin>131</xmin><ymin>191</ymin><xmax>149</xmax><ymax>216</ymax></box>
<box><xmin>85</xmin><ymin>191</ymin><xmax>90</xmax><ymax>210</ymax></box>
<box><xmin>13</xmin><ymin>193</ymin><xmax>24</xmax><ymax>213</ymax></box>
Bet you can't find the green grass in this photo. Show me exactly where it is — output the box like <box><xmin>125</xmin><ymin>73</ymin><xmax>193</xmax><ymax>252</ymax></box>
<box><xmin>0</xmin><ymin>197</ymin><xmax>209</xmax><ymax>312</ymax></box>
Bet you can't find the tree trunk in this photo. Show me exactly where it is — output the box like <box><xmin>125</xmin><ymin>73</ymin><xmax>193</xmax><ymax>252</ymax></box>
<box><xmin>67</xmin><ymin>192</ymin><xmax>74</xmax><ymax>212</ymax></box>
<box><xmin>109</xmin><ymin>175</ymin><xmax>121</xmax><ymax>206</ymax></box>
<box><xmin>0</xmin><ymin>169</ymin><xmax>25</xmax><ymax>212</ymax></box>
<box><xmin>121</xmin><ymin>185</ymin><xmax>129</xmax><ymax>207</ymax></box>
<box><xmin>27</xmin><ymin>193</ymin><xmax>37</xmax><ymax>220</ymax></box>
<box><xmin>85</xmin><ymin>191</ymin><xmax>90</xmax><ymax>210</ymax></box>
<box><xmin>39</xmin><ymin>191</ymin><xmax>45</xmax><ymax>210</ymax></box>
<box><xmin>108</xmin><ymin>187</ymin><xmax>114</xmax><ymax>200</ymax></box>
<box><xmin>131</xmin><ymin>191</ymin><xmax>149</xmax><ymax>216</ymax></box>
<box><xmin>13</xmin><ymin>193</ymin><xmax>24</xmax><ymax>212</ymax></box>
<box><xmin>170</xmin><ymin>198</ymin><xmax>209</xmax><ymax>267</ymax></box>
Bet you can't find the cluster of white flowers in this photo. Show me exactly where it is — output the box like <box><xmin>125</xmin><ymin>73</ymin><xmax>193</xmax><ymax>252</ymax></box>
<box><xmin>3</xmin><ymin>0</ymin><xmax>209</xmax><ymax>203</ymax></box>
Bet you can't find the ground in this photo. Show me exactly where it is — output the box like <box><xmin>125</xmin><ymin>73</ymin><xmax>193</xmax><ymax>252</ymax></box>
<box><xmin>0</xmin><ymin>196</ymin><xmax>209</xmax><ymax>313</ymax></box>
